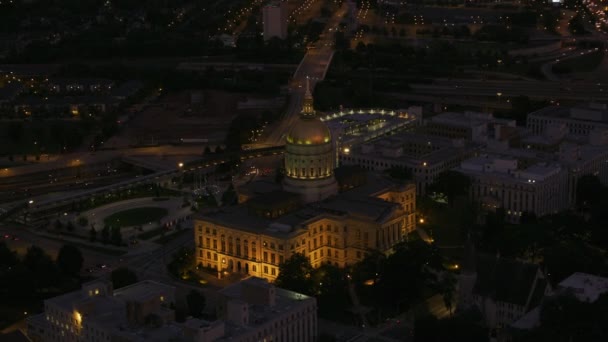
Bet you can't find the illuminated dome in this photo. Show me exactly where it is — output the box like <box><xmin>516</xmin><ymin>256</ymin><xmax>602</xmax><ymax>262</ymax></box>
<box><xmin>286</xmin><ymin>118</ymin><xmax>331</xmax><ymax>145</ymax></box>
<box><xmin>282</xmin><ymin>77</ymin><xmax>338</xmax><ymax>203</ymax></box>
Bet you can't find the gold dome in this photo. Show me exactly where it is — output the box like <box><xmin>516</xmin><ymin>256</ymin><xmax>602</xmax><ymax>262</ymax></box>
<box><xmin>286</xmin><ymin>117</ymin><xmax>331</xmax><ymax>145</ymax></box>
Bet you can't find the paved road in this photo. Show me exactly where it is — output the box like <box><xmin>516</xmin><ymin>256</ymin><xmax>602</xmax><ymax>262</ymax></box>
<box><xmin>264</xmin><ymin>4</ymin><xmax>348</xmax><ymax>146</ymax></box>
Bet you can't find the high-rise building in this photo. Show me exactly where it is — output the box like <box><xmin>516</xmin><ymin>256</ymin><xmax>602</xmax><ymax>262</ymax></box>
<box><xmin>262</xmin><ymin>1</ymin><xmax>288</xmax><ymax>41</ymax></box>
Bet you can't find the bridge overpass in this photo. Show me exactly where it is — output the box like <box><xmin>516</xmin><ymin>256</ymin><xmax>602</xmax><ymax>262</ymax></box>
<box><xmin>16</xmin><ymin>146</ymin><xmax>285</xmax><ymax>223</ymax></box>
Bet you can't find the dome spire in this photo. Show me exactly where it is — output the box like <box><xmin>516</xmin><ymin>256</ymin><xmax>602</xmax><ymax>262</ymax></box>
<box><xmin>301</xmin><ymin>76</ymin><xmax>315</xmax><ymax>117</ymax></box>
<box><xmin>305</xmin><ymin>76</ymin><xmax>312</xmax><ymax>98</ymax></box>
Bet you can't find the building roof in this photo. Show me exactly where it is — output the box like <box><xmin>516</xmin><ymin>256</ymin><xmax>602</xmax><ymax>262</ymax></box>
<box><xmin>197</xmin><ymin>173</ymin><xmax>407</xmax><ymax>237</ymax></box>
<box><xmin>217</xmin><ymin>277</ymin><xmax>314</xmax><ymax>340</ymax></box>
<box><xmin>473</xmin><ymin>254</ymin><xmax>543</xmax><ymax>307</ymax></box>
<box><xmin>529</xmin><ymin>104</ymin><xmax>608</xmax><ymax>124</ymax></box>
<box><xmin>113</xmin><ymin>280</ymin><xmax>175</xmax><ymax>303</ymax></box>
<box><xmin>557</xmin><ymin>272</ymin><xmax>608</xmax><ymax>302</ymax></box>
<box><xmin>286</xmin><ymin>116</ymin><xmax>331</xmax><ymax>145</ymax></box>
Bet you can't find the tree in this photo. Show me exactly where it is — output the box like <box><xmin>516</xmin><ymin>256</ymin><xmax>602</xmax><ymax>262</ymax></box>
<box><xmin>111</xmin><ymin>267</ymin><xmax>138</xmax><ymax>289</ymax></box>
<box><xmin>111</xmin><ymin>226</ymin><xmax>122</xmax><ymax>245</ymax></box>
<box><xmin>576</xmin><ymin>174</ymin><xmax>604</xmax><ymax>208</ymax></box>
<box><xmin>101</xmin><ymin>225</ymin><xmax>110</xmax><ymax>244</ymax></box>
<box><xmin>89</xmin><ymin>227</ymin><xmax>97</xmax><ymax>242</ymax></box>
<box><xmin>23</xmin><ymin>245</ymin><xmax>59</xmax><ymax>289</ymax></box>
<box><xmin>168</xmin><ymin>247</ymin><xmax>195</xmax><ymax>278</ymax></box>
<box><xmin>0</xmin><ymin>242</ymin><xmax>18</xmax><ymax>271</ymax></box>
<box><xmin>275</xmin><ymin>253</ymin><xmax>314</xmax><ymax>295</ymax></box>
<box><xmin>311</xmin><ymin>264</ymin><xmax>349</xmax><ymax>318</ymax></box>
<box><xmin>77</xmin><ymin>216</ymin><xmax>88</xmax><ymax>227</ymax></box>
<box><xmin>414</xmin><ymin>308</ymin><xmax>488</xmax><ymax>342</ymax></box>
<box><xmin>56</xmin><ymin>244</ymin><xmax>84</xmax><ymax>277</ymax></box>
<box><xmin>221</xmin><ymin>183</ymin><xmax>237</xmax><ymax>206</ymax></box>
<box><xmin>186</xmin><ymin>290</ymin><xmax>206</xmax><ymax>318</ymax></box>
<box><xmin>428</xmin><ymin>171</ymin><xmax>471</xmax><ymax>206</ymax></box>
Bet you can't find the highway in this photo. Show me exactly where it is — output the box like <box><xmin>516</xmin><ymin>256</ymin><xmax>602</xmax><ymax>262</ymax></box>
<box><xmin>408</xmin><ymin>78</ymin><xmax>608</xmax><ymax>101</ymax></box>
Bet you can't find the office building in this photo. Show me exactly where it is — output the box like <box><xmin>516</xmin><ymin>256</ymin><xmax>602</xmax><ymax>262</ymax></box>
<box><xmin>26</xmin><ymin>280</ymin><xmax>178</xmax><ymax>342</ymax></box>
<box><xmin>456</xmin><ymin>155</ymin><xmax>569</xmax><ymax>221</ymax></box>
<box><xmin>262</xmin><ymin>1</ymin><xmax>288</xmax><ymax>41</ymax></box>
<box><xmin>339</xmin><ymin>132</ymin><xmax>474</xmax><ymax>195</ymax></box>
<box><xmin>527</xmin><ymin>103</ymin><xmax>608</xmax><ymax>137</ymax></box>
<box><xmin>183</xmin><ymin>277</ymin><xmax>317</xmax><ymax>342</ymax></box>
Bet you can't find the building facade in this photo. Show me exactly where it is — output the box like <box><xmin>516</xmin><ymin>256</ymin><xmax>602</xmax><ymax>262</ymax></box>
<box><xmin>26</xmin><ymin>278</ymin><xmax>317</xmax><ymax>342</ymax></box>
<box><xmin>26</xmin><ymin>280</ymin><xmax>177</xmax><ymax>342</ymax></box>
<box><xmin>339</xmin><ymin>132</ymin><xmax>474</xmax><ymax>195</ymax></box>
<box><xmin>456</xmin><ymin>155</ymin><xmax>569</xmax><ymax>221</ymax></box>
<box><xmin>527</xmin><ymin>103</ymin><xmax>608</xmax><ymax>137</ymax></box>
<box><xmin>262</xmin><ymin>1</ymin><xmax>288</xmax><ymax>41</ymax></box>
<box><xmin>194</xmin><ymin>78</ymin><xmax>416</xmax><ymax>281</ymax></box>
<box><xmin>194</xmin><ymin>178</ymin><xmax>416</xmax><ymax>281</ymax></box>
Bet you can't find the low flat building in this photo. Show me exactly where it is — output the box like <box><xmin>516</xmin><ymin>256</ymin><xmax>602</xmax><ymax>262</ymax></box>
<box><xmin>339</xmin><ymin>132</ymin><xmax>475</xmax><ymax>195</ymax></box>
<box><xmin>192</xmin><ymin>277</ymin><xmax>317</xmax><ymax>342</ymax></box>
<box><xmin>456</xmin><ymin>155</ymin><xmax>569</xmax><ymax>221</ymax></box>
<box><xmin>512</xmin><ymin>272</ymin><xmax>608</xmax><ymax>332</ymax></box>
<box><xmin>424</xmin><ymin>111</ymin><xmax>515</xmax><ymax>143</ymax></box>
<box><xmin>26</xmin><ymin>278</ymin><xmax>317</xmax><ymax>342</ymax></box>
<box><xmin>26</xmin><ymin>279</ymin><xmax>179</xmax><ymax>342</ymax></box>
<box><xmin>527</xmin><ymin>103</ymin><xmax>608</xmax><ymax>137</ymax></box>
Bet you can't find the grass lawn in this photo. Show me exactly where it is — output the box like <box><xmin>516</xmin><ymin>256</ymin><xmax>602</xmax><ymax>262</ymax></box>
<box><xmin>104</xmin><ymin>207</ymin><xmax>168</xmax><ymax>228</ymax></box>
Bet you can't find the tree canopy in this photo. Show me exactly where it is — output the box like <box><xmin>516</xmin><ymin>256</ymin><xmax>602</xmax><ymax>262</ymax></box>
<box><xmin>56</xmin><ymin>244</ymin><xmax>84</xmax><ymax>277</ymax></box>
<box><xmin>186</xmin><ymin>290</ymin><xmax>206</xmax><ymax>318</ymax></box>
<box><xmin>275</xmin><ymin>253</ymin><xmax>315</xmax><ymax>296</ymax></box>
<box><xmin>111</xmin><ymin>267</ymin><xmax>138</xmax><ymax>289</ymax></box>
<box><xmin>428</xmin><ymin>171</ymin><xmax>471</xmax><ymax>205</ymax></box>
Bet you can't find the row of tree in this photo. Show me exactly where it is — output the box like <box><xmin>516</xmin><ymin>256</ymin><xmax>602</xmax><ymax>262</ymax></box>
<box><xmin>0</xmin><ymin>243</ymin><xmax>84</xmax><ymax>300</ymax></box>
<box><xmin>275</xmin><ymin>239</ymin><xmax>454</xmax><ymax>322</ymax></box>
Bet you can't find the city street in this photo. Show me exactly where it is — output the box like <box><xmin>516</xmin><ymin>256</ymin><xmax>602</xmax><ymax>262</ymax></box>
<box><xmin>264</xmin><ymin>4</ymin><xmax>348</xmax><ymax>146</ymax></box>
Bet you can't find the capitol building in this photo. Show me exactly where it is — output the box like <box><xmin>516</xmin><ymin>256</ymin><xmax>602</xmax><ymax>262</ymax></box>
<box><xmin>193</xmin><ymin>81</ymin><xmax>416</xmax><ymax>281</ymax></box>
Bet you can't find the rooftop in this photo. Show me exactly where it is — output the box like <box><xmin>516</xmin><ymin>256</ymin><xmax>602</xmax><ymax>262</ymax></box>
<box><xmin>218</xmin><ymin>278</ymin><xmax>314</xmax><ymax>340</ymax></box>
<box><xmin>557</xmin><ymin>272</ymin><xmax>608</xmax><ymax>302</ymax></box>
<box><xmin>473</xmin><ymin>254</ymin><xmax>545</xmax><ymax>307</ymax></box>
<box><xmin>529</xmin><ymin>104</ymin><xmax>608</xmax><ymax>124</ymax></box>
<box><xmin>457</xmin><ymin>155</ymin><xmax>562</xmax><ymax>183</ymax></box>
<box><xmin>113</xmin><ymin>280</ymin><xmax>175</xmax><ymax>303</ymax></box>
<box><xmin>197</xmin><ymin>173</ymin><xmax>407</xmax><ymax>236</ymax></box>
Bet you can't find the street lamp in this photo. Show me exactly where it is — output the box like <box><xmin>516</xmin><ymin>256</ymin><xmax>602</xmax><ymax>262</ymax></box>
<box><xmin>178</xmin><ymin>162</ymin><xmax>184</xmax><ymax>168</ymax></box>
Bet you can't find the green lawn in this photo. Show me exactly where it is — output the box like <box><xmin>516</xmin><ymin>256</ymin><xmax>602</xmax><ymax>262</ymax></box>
<box><xmin>104</xmin><ymin>207</ymin><xmax>168</xmax><ymax>228</ymax></box>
